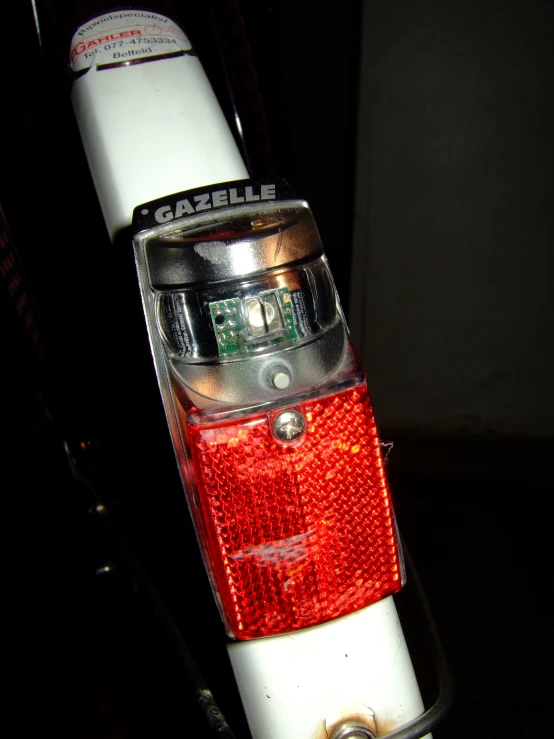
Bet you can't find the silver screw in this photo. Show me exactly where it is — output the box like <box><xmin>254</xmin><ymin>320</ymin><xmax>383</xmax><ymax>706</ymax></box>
<box><xmin>272</xmin><ymin>410</ymin><xmax>305</xmax><ymax>441</ymax></box>
<box><xmin>330</xmin><ymin>722</ymin><xmax>376</xmax><ymax>739</ymax></box>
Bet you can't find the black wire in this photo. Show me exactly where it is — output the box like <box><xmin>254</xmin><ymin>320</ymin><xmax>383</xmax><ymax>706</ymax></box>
<box><xmin>208</xmin><ymin>2</ymin><xmax>253</xmax><ymax>177</ymax></box>
<box><xmin>378</xmin><ymin>537</ymin><xmax>455</xmax><ymax>739</ymax></box>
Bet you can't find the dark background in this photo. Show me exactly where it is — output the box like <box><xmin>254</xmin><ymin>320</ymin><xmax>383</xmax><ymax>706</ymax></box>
<box><xmin>1</xmin><ymin>1</ymin><xmax>553</xmax><ymax>737</ymax></box>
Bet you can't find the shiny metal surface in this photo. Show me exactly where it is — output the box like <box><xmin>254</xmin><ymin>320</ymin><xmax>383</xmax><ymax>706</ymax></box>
<box><xmin>330</xmin><ymin>722</ymin><xmax>376</xmax><ymax>739</ymax></box>
<box><xmin>272</xmin><ymin>410</ymin><xmax>306</xmax><ymax>441</ymax></box>
<box><xmin>141</xmin><ymin>201</ymin><xmax>323</xmax><ymax>287</ymax></box>
<box><xmin>169</xmin><ymin>318</ymin><xmax>360</xmax><ymax>415</ymax></box>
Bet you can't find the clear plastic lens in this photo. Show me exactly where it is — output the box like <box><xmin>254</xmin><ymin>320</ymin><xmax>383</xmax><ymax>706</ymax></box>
<box><xmin>157</xmin><ymin>257</ymin><xmax>337</xmax><ymax>361</ymax></box>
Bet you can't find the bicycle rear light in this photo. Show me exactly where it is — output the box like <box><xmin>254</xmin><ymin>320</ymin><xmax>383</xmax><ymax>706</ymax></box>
<box><xmin>132</xmin><ymin>180</ymin><xmax>404</xmax><ymax>639</ymax></box>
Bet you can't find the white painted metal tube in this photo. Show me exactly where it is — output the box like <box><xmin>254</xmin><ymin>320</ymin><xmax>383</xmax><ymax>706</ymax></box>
<box><xmin>229</xmin><ymin>597</ymin><xmax>428</xmax><ymax>739</ymax></box>
<box><xmin>69</xmin><ymin>10</ymin><xmax>429</xmax><ymax>739</ymax></box>
<box><xmin>70</xmin><ymin>10</ymin><xmax>248</xmax><ymax>239</ymax></box>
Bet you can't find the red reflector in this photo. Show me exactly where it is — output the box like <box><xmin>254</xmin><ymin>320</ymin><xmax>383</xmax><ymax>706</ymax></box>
<box><xmin>187</xmin><ymin>383</ymin><xmax>402</xmax><ymax>639</ymax></box>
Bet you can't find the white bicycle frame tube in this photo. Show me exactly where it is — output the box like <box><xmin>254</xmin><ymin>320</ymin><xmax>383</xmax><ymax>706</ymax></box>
<box><xmin>70</xmin><ymin>10</ymin><xmax>428</xmax><ymax>739</ymax></box>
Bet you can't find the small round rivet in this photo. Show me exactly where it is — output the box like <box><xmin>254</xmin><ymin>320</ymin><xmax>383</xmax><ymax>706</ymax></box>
<box><xmin>272</xmin><ymin>370</ymin><xmax>291</xmax><ymax>389</ymax></box>
<box><xmin>272</xmin><ymin>410</ymin><xmax>305</xmax><ymax>441</ymax></box>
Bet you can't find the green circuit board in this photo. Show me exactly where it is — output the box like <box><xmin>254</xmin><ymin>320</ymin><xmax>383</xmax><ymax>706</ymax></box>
<box><xmin>209</xmin><ymin>287</ymin><xmax>297</xmax><ymax>356</ymax></box>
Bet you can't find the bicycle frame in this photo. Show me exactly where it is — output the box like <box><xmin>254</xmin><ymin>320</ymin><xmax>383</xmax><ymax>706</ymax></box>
<box><xmin>64</xmin><ymin>5</ymin><xmax>449</xmax><ymax>738</ymax></box>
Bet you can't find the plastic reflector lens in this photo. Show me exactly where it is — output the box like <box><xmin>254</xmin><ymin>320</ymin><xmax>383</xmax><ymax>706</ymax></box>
<box><xmin>187</xmin><ymin>383</ymin><xmax>402</xmax><ymax>639</ymax></box>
